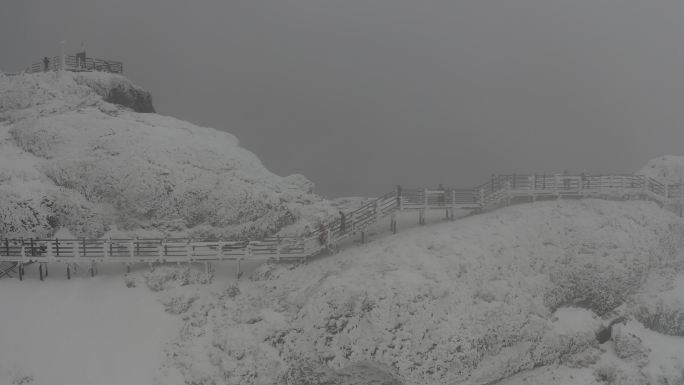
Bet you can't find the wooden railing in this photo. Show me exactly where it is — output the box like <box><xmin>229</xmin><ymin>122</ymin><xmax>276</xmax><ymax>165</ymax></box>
<box><xmin>1</xmin><ymin>173</ymin><xmax>682</xmax><ymax>267</ymax></box>
<box><xmin>0</xmin><ymin>236</ymin><xmax>305</xmax><ymax>264</ymax></box>
<box><xmin>28</xmin><ymin>55</ymin><xmax>123</xmax><ymax>74</ymax></box>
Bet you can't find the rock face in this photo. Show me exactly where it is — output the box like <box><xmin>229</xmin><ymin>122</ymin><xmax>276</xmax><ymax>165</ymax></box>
<box><xmin>0</xmin><ymin>72</ymin><xmax>334</xmax><ymax>239</ymax></box>
<box><xmin>83</xmin><ymin>76</ymin><xmax>155</xmax><ymax>113</ymax></box>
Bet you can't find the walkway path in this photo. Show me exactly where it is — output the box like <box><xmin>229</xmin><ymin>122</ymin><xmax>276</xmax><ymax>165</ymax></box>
<box><xmin>1</xmin><ymin>173</ymin><xmax>681</xmax><ymax>279</ymax></box>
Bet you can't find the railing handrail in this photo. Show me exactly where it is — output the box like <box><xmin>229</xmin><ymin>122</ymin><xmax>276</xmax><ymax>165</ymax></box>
<box><xmin>26</xmin><ymin>54</ymin><xmax>123</xmax><ymax>74</ymax></box>
<box><xmin>1</xmin><ymin>172</ymin><xmax>681</xmax><ymax>263</ymax></box>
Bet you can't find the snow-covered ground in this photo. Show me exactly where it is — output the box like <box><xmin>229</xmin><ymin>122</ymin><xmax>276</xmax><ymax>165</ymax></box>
<box><xmin>0</xmin><ymin>264</ymin><xmax>184</xmax><ymax>385</ymax></box>
<box><xmin>3</xmin><ymin>72</ymin><xmax>684</xmax><ymax>385</ymax></box>
<box><xmin>177</xmin><ymin>198</ymin><xmax>682</xmax><ymax>385</ymax></box>
<box><xmin>4</xmin><ymin>198</ymin><xmax>680</xmax><ymax>384</ymax></box>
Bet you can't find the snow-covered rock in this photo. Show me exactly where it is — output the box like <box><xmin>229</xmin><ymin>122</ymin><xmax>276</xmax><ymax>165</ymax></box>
<box><xmin>73</xmin><ymin>72</ymin><xmax>155</xmax><ymax>113</ymax></box>
<box><xmin>0</xmin><ymin>72</ymin><xmax>335</xmax><ymax>239</ymax></box>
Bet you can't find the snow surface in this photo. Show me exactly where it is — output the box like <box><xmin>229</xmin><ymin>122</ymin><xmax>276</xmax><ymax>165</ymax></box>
<box><xmin>0</xmin><ymin>265</ymin><xmax>185</xmax><ymax>385</ymax></box>
<box><xmin>138</xmin><ymin>198</ymin><xmax>684</xmax><ymax>385</ymax></box>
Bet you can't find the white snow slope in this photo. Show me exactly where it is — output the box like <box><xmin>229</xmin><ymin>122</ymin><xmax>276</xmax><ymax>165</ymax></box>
<box><xmin>147</xmin><ymin>198</ymin><xmax>684</xmax><ymax>385</ymax></box>
<box><xmin>0</xmin><ymin>71</ymin><xmax>333</xmax><ymax>239</ymax></box>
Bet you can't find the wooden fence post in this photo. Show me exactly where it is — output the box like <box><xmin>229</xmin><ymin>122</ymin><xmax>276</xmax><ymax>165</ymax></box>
<box><xmin>185</xmin><ymin>240</ymin><xmax>192</xmax><ymax>262</ymax></box>
<box><xmin>679</xmin><ymin>178</ymin><xmax>684</xmax><ymax>217</ymax></box>
<box><xmin>103</xmin><ymin>239</ymin><xmax>109</xmax><ymax>261</ymax></box>
<box><xmin>374</xmin><ymin>200</ymin><xmax>380</xmax><ymax>224</ymax></box>
<box><xmin>218</xmin><ymin>241</ymin><xmax>225</xmax><ymax>261</ymax></box>
<box><xmin>129</xmin><ymin>240</ymin><xmax>135</xmax><ymax>261</ymax></box>
<box><xmin>450</xmin><ymin>189</ymin><xmax>456</xmax><ymax>220</ymax></box>
<box><xmin>424</xmin><ymin>188</ymin><xmax>428</xmax><ymax>211</ymax></box>
<box><xmin>505</xmin><ymin>180</ymin><xmax>511</xmax><ymax>205</ymax></box>
<box><xmin>73</xmin><ymin>239</ymin><xmax>79</xmax><ymax>260</ymax></box>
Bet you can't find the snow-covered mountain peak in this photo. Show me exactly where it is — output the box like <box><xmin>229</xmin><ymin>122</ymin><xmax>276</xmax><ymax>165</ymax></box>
<box><xmin>0</xmin><ymin>71</ymin><xmax>154</xmax><ymax>120</ymax></box>
<box><xmin>0</xmin><ymin>72</ymin><xmax>333</xmax><ymax>239</ymax></box>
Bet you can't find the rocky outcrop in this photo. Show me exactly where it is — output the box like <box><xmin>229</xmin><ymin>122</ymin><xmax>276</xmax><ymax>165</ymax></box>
<box><xmin>73</xmin><ymin>72</ymin><xmax>155</xmax><ymax>113</ymax></box>
<box><xmin>102</xmin><ymin>82</ymin><xmax>155</xmax><ymax>113</ymax></box>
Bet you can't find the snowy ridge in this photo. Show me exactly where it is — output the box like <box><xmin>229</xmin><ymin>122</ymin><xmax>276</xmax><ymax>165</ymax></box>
<box><xmin>0</xmin><ymin>72</ymin><xmax>336</xmax><ymax>241</ymax></box>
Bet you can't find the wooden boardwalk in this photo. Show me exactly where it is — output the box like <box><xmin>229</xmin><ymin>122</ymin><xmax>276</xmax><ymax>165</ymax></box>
<box><xmin>1</xmin><ymin>173</ymin><xmax>682</xmax><ymax>279</ymax></box>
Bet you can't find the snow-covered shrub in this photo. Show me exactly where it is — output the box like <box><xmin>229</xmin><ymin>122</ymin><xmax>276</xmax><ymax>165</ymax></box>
<box><xmin>279</xmin><ymin>360</ymin><xmax>401</xmax><ymax>385</ymax></box>
<box><xmin>279</xmin><ymin>360</ymin><xmax>339</xmax><ymax>385</ymax></box>
<box><xmin>594</xmin><ymin>364</ymin><xmax>648</xmax><ymax>385</ymax></box>
<box><xmin>144</xmin><ymin>266</ymin><xmax>212</xmax><ymax>292</ymax></box>
<box><xmin>41</xmin><ymin>190</ymin><xmax>108</xmax><ymax>238</ymax></box>
<box><xmin>159</xmin><ymin>292</ymin><xmax>198</xmax><ymax>315</ymax></box>
<box><xmin>124</xmin><ymin>274</ymin><xmax>136</xmax><ymax>288</ymax></box>
<box><xmin>594</xmin><ymin>365</ymin><xmax>619</xmax><ymax>383</ymax></box>
<box><xmin>224</xmin><ymin>285</ymin><xmax>240</xmax><ymax>298</ymax></box>
<box><xmin>10</xmin><ymin>373</ymin><xmax>33</xmax><ymax>385</ymax></box>
<box><xmin>545</xmin><ymin>264</ymin><xmax>646</xmax><ymax>316</ymax></box>
<box><xmin>633</xmin><ymin>301</ymin><xmax>684</xmax><ymax>337</ymax></box>
<box><xmin>0</xmin><ymin>191</ymin><xmax>50</xmax><ymax>237</ymax></box>
<box><xmin>283</xmin><ymin>174</ymin><xmax>314</xmax><ymax>194</ymax></box>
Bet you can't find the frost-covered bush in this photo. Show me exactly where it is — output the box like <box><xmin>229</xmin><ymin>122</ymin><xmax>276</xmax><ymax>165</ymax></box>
<box><xmin>41</xmin><ymin>190</ymin><xmax>108</xmax><ymax>238</ymax></box>
<box><xmin>633</xmin><ymin>301</ymin><xmax>684</xmax><ymax>337</ymax></box>
<box><xmin>545</xmin><ymin>265</ymin><xmax>646</xmax><ymax>316</ymax></box>
<box><xmin>0</xmin><ymin>191</ymin><xmax>50</xmax><ymax>237</ymax></box>
<box><xmin>593</xmin><ymin>364</ymin><xmax>647</xmax><ymax>385</ymax></box>
<box><xmin>144</xmin><ymin>266</ymin><xmax>212</xmax><ymax>292</ymax></box>
<box><xmin>0</xmin><ymin>187</ymin><xmax>106</xmax><ymax>238</ymax></box>
<box><xmin>159</xmin><ymin>292</ymin><xmax>198</xmax><ymax>315</ymax></box>
<box><xmin>164</xmin><ymin>198</ymin><xmax>684</xmax><ymax>385</ymax></box>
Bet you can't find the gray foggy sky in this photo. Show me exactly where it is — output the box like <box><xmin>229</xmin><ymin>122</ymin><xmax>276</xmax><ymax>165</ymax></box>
<box><xmin>3</xmin><ymin>0</ymin><xmax>684</xmax><ymax>198</ymax></box>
